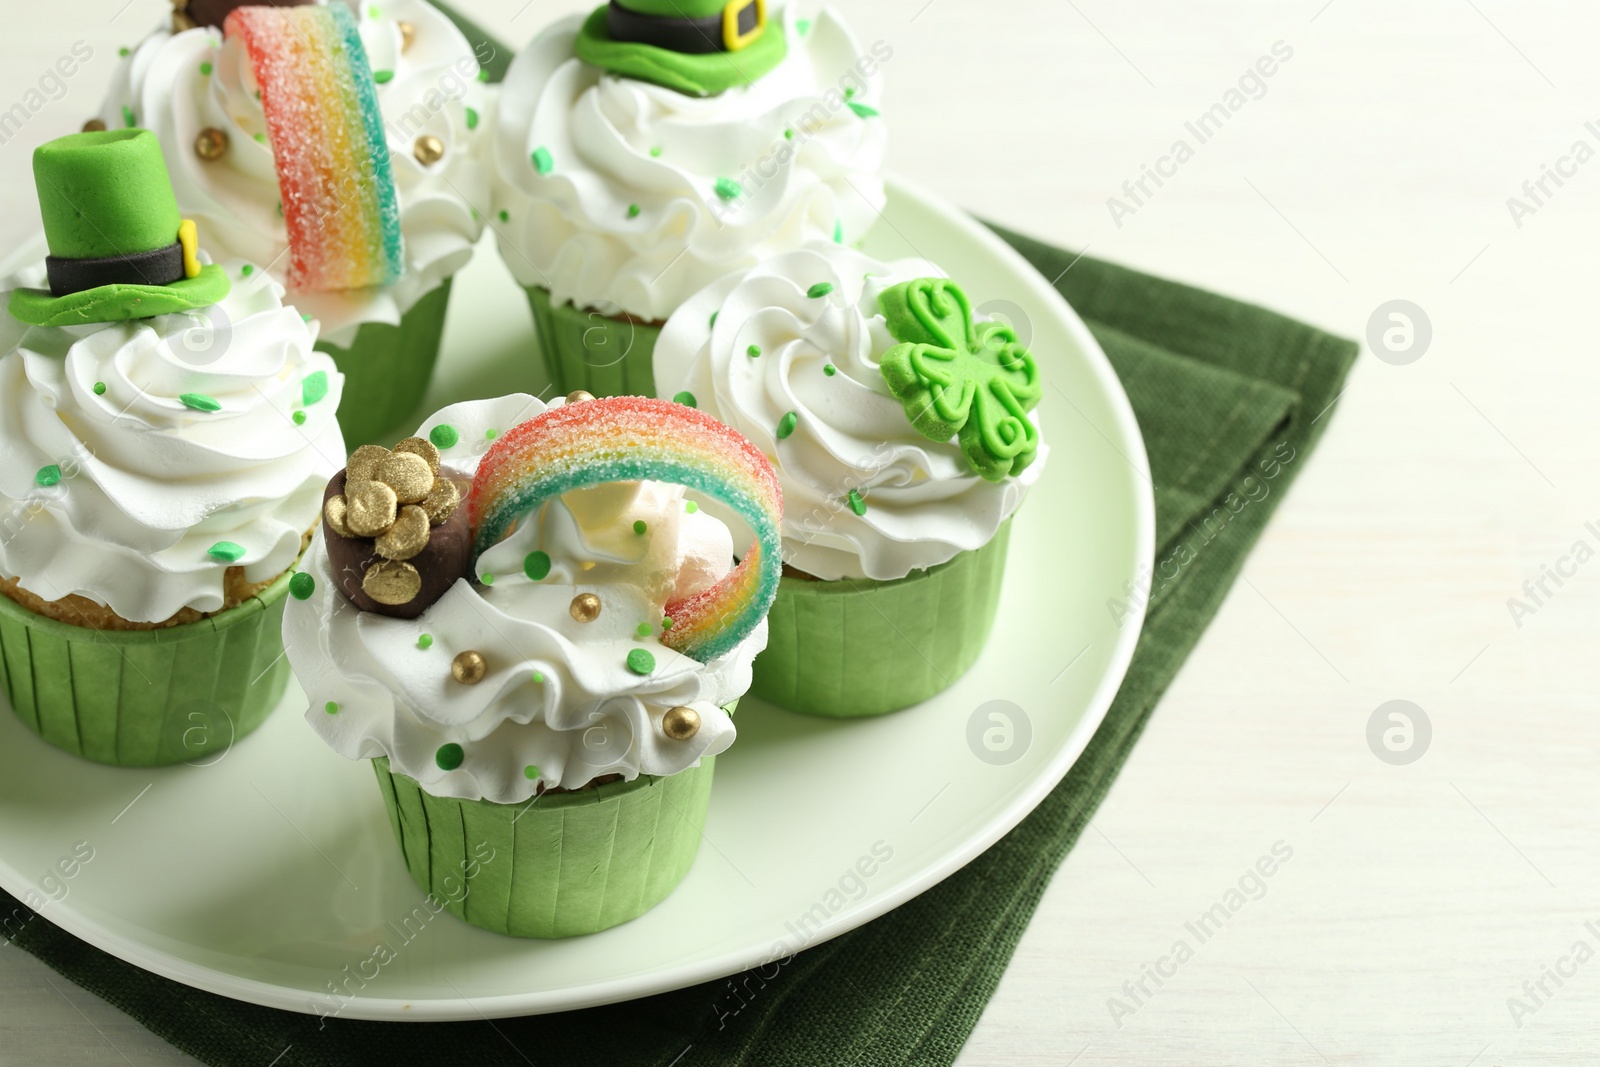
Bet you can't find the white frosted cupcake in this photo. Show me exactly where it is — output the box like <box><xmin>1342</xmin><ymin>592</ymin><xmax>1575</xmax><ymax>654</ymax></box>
<box><xmin>654</xmin><ymin>243</ymin><xmax>1046</xmax><ymax>717</ymax></box>
<box><xmin>489</xmin><ymin>5</ymin><xmax>888</xmax><ymax>397</ymax></box>
<box><xmin>284</xmin><ymin>393</ymin><xmax>782</xmax><ymax>937</ymax></box>
<box><xmin>0</xmin><ymin>128</ymin><xmax>344</xmax><ymax>765</ymax></box>
<box><xmin>95</xmin><ymin>0</ymin><xmax>489</xmax><ymax>443</ymax></box>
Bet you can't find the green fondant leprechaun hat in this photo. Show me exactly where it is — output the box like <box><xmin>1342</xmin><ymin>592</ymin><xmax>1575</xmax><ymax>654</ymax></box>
<box><xmin>9</xmin><ymin>129</ymin><xmax>230</xmax><ymax>329</ymax></box>
<box><xmin>574</xmin><ymin>0</ymin><xmax>786</xmax><ymax>96</ymax></box>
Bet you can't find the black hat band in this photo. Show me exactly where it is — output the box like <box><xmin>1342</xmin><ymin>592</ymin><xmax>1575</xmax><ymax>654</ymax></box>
<box><xmin>46</xmin><ymin>242</ymin><xmax>185</xmax><ymax>298</ymax></box>
<box><xmin>606</xmin><ymin>0</ymin><xmax>764</xmax><ymax>56</ymax></box>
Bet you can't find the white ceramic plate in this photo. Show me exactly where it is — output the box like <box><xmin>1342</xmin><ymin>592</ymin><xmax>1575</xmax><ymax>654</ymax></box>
<box><xmin>0</xmin><ymin>178</ymin><xmax>1153</xmax><ymax>1021</ymax></box>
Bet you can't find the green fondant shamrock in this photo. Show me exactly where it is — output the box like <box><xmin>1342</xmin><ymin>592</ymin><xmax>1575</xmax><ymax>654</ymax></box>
<box><xmin>877</xmin><ymin>279</ymin><xmax>1042</xmax><ymax>482</ymax></box>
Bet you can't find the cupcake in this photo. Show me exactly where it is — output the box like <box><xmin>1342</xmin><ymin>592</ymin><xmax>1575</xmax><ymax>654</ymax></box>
<box><xmin>94</xmin><ymin>0</ymin><xmax>489</xmax><ymax>444</ymax></box>
<box><xmin>490</xmin><ymin>3</ymin><xmax>888</xmax><ymax>398</ymax></box>
<box><xmin>0</xmin><ymin>129</ymin><xmax>344</xmax><ymax>766</ymax></box>
<box><xmin>654</xmin><ymin>243</ymin><xmax>1046</xmax><ymax>718</ymax></box>
<box><xmin>283</xmin><ymin>393</ymin><xmax>782</xmax><ymax>937</ymax></box>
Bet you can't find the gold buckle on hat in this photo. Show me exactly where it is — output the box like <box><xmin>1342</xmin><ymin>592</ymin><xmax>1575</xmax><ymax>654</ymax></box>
<box><xmin>722</xmin><ymin>0</ymin><xmax>766</xmax><ymax>52</ymax></box>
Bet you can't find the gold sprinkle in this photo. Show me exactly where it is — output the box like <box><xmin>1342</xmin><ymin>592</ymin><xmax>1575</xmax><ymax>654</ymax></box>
<box><xmin>413</xmin><ymin>135</ymin><xmax>445</xmax><ymax>166</ymax></box>
<box><xmin>566</xmin><ymin>390</ymin><xmax>596</xmax><ymax>405</ymax></box>
<box><xmin>451</xmin><ymin>650</ymin><xmax>488</xmax><ymax>686</ymax></box>
<box><xmin>392</xmin><ymin>436</ymin><xmax>441</xmax><ymax>475</ymax></box>
<box><xmin>345</xmin><ymin>480</ymin><xmax>399</xmax><ymax>538</ymax></box>
<box><xmin>376</xmin><ymin>505</ymin><xmax>430</xmax><ymax>561</ymax></box>
<box><xmin>81</xmin><ymin>118</ymin><xmax>107</xmax><ymax>133</ymax></box>
<box><xmin>421</xmin><ymin>477</ymin><xmax>460</xmax><ymax>526</ymax></box>
<box><xmin>362</xmin><ymin>559</ymin><xmax>421</xmax><ymax>606</ymax></box>
<box><xmin>398</xmin><ymin>19</ymin><xmax>416</xmax><ymax>51</ymax></box>
<box><xmin>375</xmin><ymin>452</ymin><xmax>434</xmax><ymax>505</ymax></box>
<box><xmin>194</xmin><ymin>127</ymin><xmax>229</xmax><ymax>162</ymax></box>
<box><xmin>346</xmin><ymin>444</ymin><xmax>392</xmax><ymax>484</ymax></box>
<box><xmin>323</xmin><ymin>494</ymin><xmax>353</xmax><ymax>539</ymax></box>
<box><xmin>570</xmin><ymin>593</ymin><xmax>602</xmax><ymax>623</ymax></box>
<box><xmin>662</xmin><ymin>706</ymin><xmax>701</xmax><ymax>741</ymax></box>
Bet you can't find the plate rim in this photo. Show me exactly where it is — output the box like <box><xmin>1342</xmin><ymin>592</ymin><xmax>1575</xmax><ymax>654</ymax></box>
<box><xmin>0</xmin><ymin>175</ymin><xmax>1156</xmax><ymax>1020</ymax></box>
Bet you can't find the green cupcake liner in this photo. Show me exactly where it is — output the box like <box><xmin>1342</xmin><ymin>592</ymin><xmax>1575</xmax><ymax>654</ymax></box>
<box><xmin>524</xmin><ymin>286</ymin><xmax>663</xmax><ymax>399</ymax></box>
<box><xmin>752</xmin><ymin>521</ymin><xmax>1014</xmax><ymax>718</ymax></box>
<box><xmin>0</xmin><ymin>569</ymin><xmax>297</xmax><ymax>767</ymax></box>
<box><xmin>373</xmin><ymin>755</ymin><xmax>717</xmax><ymax>939</ymax></box>
<box><xmin>317</xmin><ymin>279</ymin><xmax>454</xmax><ymax>446</ymax></box>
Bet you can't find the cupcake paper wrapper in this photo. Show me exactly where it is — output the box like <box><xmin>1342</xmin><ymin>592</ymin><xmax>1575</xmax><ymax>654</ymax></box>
<box><xmin>318</xmin><ymin>279</ymin><xmax>454</xmax><ymax>446</ymax></box>
<box><xmin>525</xmin><ymin>286</ymin><xmax>663</xmax><ymax>400</ymax></box>
<box><xmin>373</xmin><ymin>755</ymin><xmax>717</xmax><ymax>939</ymax></box>
<box><xmin>753</xmin><ymin>522</ymin><xmax>1014</xmax><ymax>718</ymax></box>
<box><xmin>0</xmin><ymin>569</ymin><xmax>296</xmax><ymax>767</ymax></box>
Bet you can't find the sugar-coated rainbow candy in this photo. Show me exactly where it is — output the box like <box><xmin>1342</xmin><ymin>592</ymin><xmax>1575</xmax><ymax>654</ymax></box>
<box><xmin>470</xmin><ymin>397</ymin><xmax>784</xmax><ymax>664</ymax></box>
<box><xmin>227</xmin><ymin>2</ymin><xmax>404</xmax><ymax>292</ymax></box>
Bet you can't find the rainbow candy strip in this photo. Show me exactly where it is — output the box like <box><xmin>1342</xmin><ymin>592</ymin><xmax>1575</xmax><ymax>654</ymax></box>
<box><xmin>470</xmin><ymin>396</ymin><xmax>784</xmax><ymax>665</ymax></box>
<box><xmin>227</xmin><ymin>2</ymin><xmax>404</xmax><ymax>292</ymax></box>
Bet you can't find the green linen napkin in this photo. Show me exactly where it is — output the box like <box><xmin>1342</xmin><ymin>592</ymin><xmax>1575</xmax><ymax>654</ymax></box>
<box><xmin>0</xmin><ymin>228</ymin><xmax>1357</xmax><ymax>1067</ymax></box>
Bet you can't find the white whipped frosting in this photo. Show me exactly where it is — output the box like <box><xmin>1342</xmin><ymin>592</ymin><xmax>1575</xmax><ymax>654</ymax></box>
<box><xmin>489</xmin><ymin>8</ymin><xmax>888</xmax><ymax>322</ymax></box>
<box><xmin>654</xmin><ymin>244</ymin><xmax>1046</xmax><ymax>582</ymax></box>
<box><xmin>285</xmin><ymin>394</ymin><xmax>764</xmax><ymax>804</ymax></box>
<box><xmin>99</xmin><ymin>0</ymin><xmax>489</xmax><ymax>347</ymax></box>
<box><xmin>0</xmin><ymin>260</ymin><xmax>345</xmax><ymax>622</ymax></box>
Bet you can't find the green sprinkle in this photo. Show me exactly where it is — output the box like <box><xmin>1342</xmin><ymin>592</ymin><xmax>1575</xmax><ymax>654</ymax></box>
<box><xmin>289</xmin><ymin>573</ymin><xmax>315</xmax><ymax>600</ymax></box>
<box><xmin>325</xmin><ymin>701</ymin><xmax>339</xmax><ymax>715</ymax></box>
<box><xmin>301</xmin><ymin>369</ymin><xmax>329</xmax><ymax>406</ymax></box>
<box><xmin>845</xmin><ymin>86</ymin><xmax>856</xmax><ymax>100</ymax></box>
<box><xmin>833</xmin><ymin>219</ymin><xmax>844</xmax><ymax>244</ymax></box>
<box><xmin>633</xmin><ymin>520</ymin><xmax>648</xmax><ymax>535</ymax></box>
<box><xmin>241</xmin><ymin>264</ymin><xmax>253</xmax><ymax>277</ymax></box>
<box><xmin>208</xmin><ymin>541</ymin><xmax>245</xmax><ymax>562</ymax></box>
<box><xmin>478</xmin><ymin>68</ymin><xmax>490</xmax><ymax>83</ymax></box>
<box><xmin>777</xmin><ymin>411</ymin><xmax>798</xmax><ymax>439</ymax></box>
<box><xmin>532</xmin><ymin>146</ymin><xmax>553</xmax><ymax>175</ymax></box>
<box><xmin>524</xmin><ymin>551</ymin><xmax>552</xmax><ymax>580</ymax></box>
<box><xmin>430</xmin><ymin>423</ymin><xmax>459</xmax><ymax>449</ymax></box>
<box><xmin>533</xmin><ymin>672</ymin><xmax>544</xmax><ymax>683</ymax></box>
<box><xmin>661</xmin><ymin>617</ymin><xmax>674</xmax><ymax>630</ymax></box>
<box><xmin>436</xmin><ymin>743</ymin><xmax>465</xmax><ymax>771</ymax></box>
<box><xmin>253</xmin><ymin>133</ymin><xmax>266</xmax><ymax>144</ymax></box>
<box><xmin>199</xmin><ymin>61</ymin><xmax>213</xmax><ymax>76</ymax></box>
<box><xmin>848</xmin><ymin>102</ymin><xmax>880</xmax><ymax>119</ymax></box>
<box><xmin>714</xmin><ymin>177</ymin><xmax>742</xmax><ymax>201</ymax></box>
<box><xmin>797</xmin><ymin>17</ymin><xmax>812</xmax><ymax>35</ymax></box>
<box><xmin>649</xmin><ymin>146</ymin><xmax>662</xmax><ymax>158</ymax></box>
<box><xmin>807</xmin><ymin>282</ymin><xmax>835</xmax><ymax>299</ymax></box>
<box><xmin>373</xmin><ymin>70</ymin><xmax>395</xmax><ymax>84</ymax></box>
<box><xmin>482</xmin><ymin>572</ymin><xmax>496</xmax><ymax>586</ymax></box>
<box><xmin>673</xmin><ymin>391</ymin><xmax>697</xmax><ymax>408</ymax></box>
<box><xmin>709</xmin><ymin>311</ymin><xmax>719</xmax><ymax>328</ymax></box>
<box><xmin>524</xmin><ymin>765</ymin><xmax>541</xmax><ymax>780</ymax></box>
<box><xmin>685</xmin><ymin>501</ymin><xmax>699</xmax><ymax>514</ymax></box>
<box><xmin>180</xmin><ymin>392</ymin><xmax>221</xmax><ymax>412</ymax></box>
<box><xmin>848</xmin><ymin>490</ymin><xmax>868</xmax><ymax>515</ymax></box>
<box><xmin>784</xmin><ymin>128</ymin><xmax>794</xmax><ymax>140</ymax></box>
<box><xmin>292</xmin><ymin>410</ymin><xmax>307</xmax><ymax>426</ymax></box>
<box><xmin>121</xmin><ymin>105</ymin><xmax>136</xmax><ymax>128</ymax></box>
<box><xmin>747</xmin><ymin>344</ymin><xmax>762</xmax><ymax>358</ymax></box>
<box><xmin>485</xmin><ymin>428</ymin><xmax>498</xmax><ymax>440</ymax></box>
<box><xmin>93</xmin><ymin>381</ymin><xmax>106</xmax><ymax>396</ymax></box>
<box><xmin>465</xmin><ymin>106</ymin><xmax>479</xmax><ymax>130</ymax></box>
<box><xmin>628</xmin><ymin>203</ymin><xmax>641</xmax><ymax>218</ymax></box>
<box><xmin>471</xmin><ymin>208</ymin><xmax>480</xmax><ymax>221</ymax></box>
<box><xmin>418</xmin><ymin>634</ymin><xmax>433</xmax><ymax>650</ymax></box>
<box><xmin>368</xmin><ymin>4</ymin><xmax>381</xmax><ymax>17</ymax></box>
<box><xmin>277</xmin><ymin>202</ymin><xmax>284</xmax><ymax>216</ymax></box>
<box><xmin>497</xmin><ymin>209</ymin><xmax>509</xmax><ymax>223</ymax></box>
<box><xmin>636</xmin><ymin>622</ymin><xmax>653</xmax><ymax>638</ymax></box>
<box><xmin>34</xmin><ymin>465</ymin><xmax>61</xmax><ymax>488</ymax></box>
<box><xmin>823</xmin><ymin>364</ymin><xmax>837</xmax><ymax>377</ymax></box>
<box><xmin>119</xmin><ymin>47</ymin><xmax>130</xmax><ymax>58</ymax></box>
<box><xmin>626</xmin><ymin>649</ymin><xmax>656</xmax><ymax>675</ymax></box>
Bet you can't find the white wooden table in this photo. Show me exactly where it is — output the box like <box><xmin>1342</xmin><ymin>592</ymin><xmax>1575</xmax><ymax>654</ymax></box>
<box><xmin>3</xmin><ymin>1</ymin><xmax>1597</xmax><ymax>1064</ymax></box>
